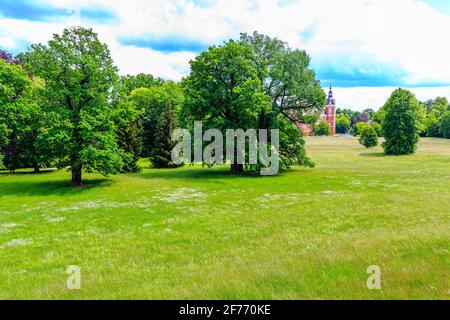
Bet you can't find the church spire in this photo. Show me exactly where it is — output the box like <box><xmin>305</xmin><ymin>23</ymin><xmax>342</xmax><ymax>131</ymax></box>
<box><xmin>327</xmin><ymin>84</ymin><xmax>334</xmax><ymax>104</ymax></box>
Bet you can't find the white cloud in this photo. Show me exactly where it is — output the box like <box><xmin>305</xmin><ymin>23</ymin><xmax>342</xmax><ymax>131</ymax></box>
<box><xmin>331</xmin><ymin>86</ymin><xmax>450</xmax><ymax>111</ymax></box>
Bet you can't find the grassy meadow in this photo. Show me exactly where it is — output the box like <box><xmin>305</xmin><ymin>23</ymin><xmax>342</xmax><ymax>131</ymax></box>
<box><xmin>0</xmin><ymin>136</ymin><xmax>449</xmax><ymax>299</ymax></box>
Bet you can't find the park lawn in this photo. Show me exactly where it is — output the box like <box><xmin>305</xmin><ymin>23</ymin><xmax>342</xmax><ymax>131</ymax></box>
<box><xmin>0</xmin><ymin>136</ymin><xmax>449</xmax><ymax>299</ymax></box>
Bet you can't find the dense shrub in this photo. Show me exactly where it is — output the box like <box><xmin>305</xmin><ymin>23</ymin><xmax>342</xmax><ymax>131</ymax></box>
<box><xmin>439</xmin><ymin>112</ymin><xmax>450</xmax><ymax>139</ymax></box>
<box><xmin>336</xmin><ymin>115</ymin><xmax>351</xmax><ymax>134</ymax></box>
<box><xmin>425</xmin><ymin>115</ymin><xmax>442</xmax><ymax>137</ymax></box>
<box><xmin>370</xmin><ymin>121</ymin><xmax>382</xmax><ymax>137</ymax></box>
<box><xmin>313</xmin><ymin>120</ymin><xmax>330</xmax><ymax>136</ymax></box>
<box><xmin>382</xmin><ymin>88</ymin><xmax>419</xmax><ymax>155</ymax></box>
<box><xmin>352</xmin><ymin>122</ymin><xmax>369</xmax><ymax>136</ymax></box>
<box><xmin>359</xmin><ymin>126</ymin><xmax>378</xmax><ymax>148</ymax></box>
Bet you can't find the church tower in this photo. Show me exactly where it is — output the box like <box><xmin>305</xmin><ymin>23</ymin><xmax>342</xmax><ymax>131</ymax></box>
<box><xmin>323</xmin><ymin>85</ymin><xmax>336</xmax><ymax>135</ymax></box>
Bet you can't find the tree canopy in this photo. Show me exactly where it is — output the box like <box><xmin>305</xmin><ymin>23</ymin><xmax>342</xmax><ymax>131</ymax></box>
<box><xmin>382</xmin><ymin>88</ymin><xmax>420</xmax><ymax>155</ymax></box>
<box><xmin>21</xmin><ymin>27</ymin><xmax>122</xmax><ymax>185</ymax></box>
<box><xmin>182</xmin><ymin>40</ymin><xmax>271</xmax><ymax>173</ymax></box>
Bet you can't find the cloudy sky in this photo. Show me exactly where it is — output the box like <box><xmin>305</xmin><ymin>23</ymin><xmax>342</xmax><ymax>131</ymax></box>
<box><xmin>1</xmin><ymin>0</ymin><xmax>450</xmax><ymax>110</ymax></box>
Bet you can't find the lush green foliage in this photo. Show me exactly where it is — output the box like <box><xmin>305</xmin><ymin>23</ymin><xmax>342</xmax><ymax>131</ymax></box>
<box><xmin>120</xmin><ymin>73</ymin><xmax>164</xmax><ymax>93</ymax></box>
<box><xmin>150</xmin><ymin>103</ymin><xmax>180</xmax><ymax>168</ymax></box>
<box><xmin>370</xmin><ymin>121</ymin><xmax>382</xmax><ymax>137</ymax></box>
<box><xmin>114</xmin><ymin>97</ymin><xmax>143</xmax><ymax>173</ymax></box>
<box><xmin>22</xmin><ymin>27</ymin><xmax>122</xmax><ymax>185</ymax></box>
<box><xmin>337</xmin><ymin>108</ymin><xmax>374</xmax><ymax>127</ymax></box>
<box><xmin>425</xmin><ymin>114</ymin><xmax>442</xmax><ymax>137</ymax></box>
<box><xmin>240</xmin><ymin>32</ymin><xmax>325</xmax><ymax>169</ymax></box>
<box><xmin>336</xmin><ymin>115</ymin><xmax>351</xmax><ymax>133</ymax></box>
<box><xmin>0</xmin><ymin>59</ymin><xmax>44</xmax><ymax>172</ymax></box>
<box><xmin>421</xmin><ymin>97</ymin><xmax>450</xmax><ymax>138</ymax></box>
<box><xmin>352</xmin><ymin>122</ymin><xmax>369</xmax><ymax>136</ymax></box>
<box><xmin>382</xmin><ymin>89</ymin><xmax>420</xmax><ymax>155</ymax></box>
<box><xmin>131</xmin><ymin>82</ymin><xmax>183</xmax><ymax>157</ymax></box>
<box><xmin>182</xmin><ymin>32</ymin><xmax>325</xmax><ymax>173</ymax></box>
<box><xmin>359</xmin><ymin>126</ymin><xmax>378</xmax><ymax>148</ymax></box>
<box><xmin>313</xmin><ymin>120</ymin><xmax>330</xmax><ymax>136</ymax></box>
<box><xmin>439</xmin><ymin>112</ymin><xmax>450</xmax><ymax>139</ymax></box>
<box><xmin>182</xmin><ymin>40</ymin><xmax>271</xmax><ymax>173</ymax></box>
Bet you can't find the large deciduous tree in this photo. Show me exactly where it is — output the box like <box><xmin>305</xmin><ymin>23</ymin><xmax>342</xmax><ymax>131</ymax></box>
<box><xmin>182</xmin><ymin>40</ymin><xmax>271</xmax><ymax>174</ymax></box>
<box><xmin>121</xmin><ymin>73</ymin><xmax>164</xmax><ymax>93</ymax></box>
<box><xmin>240</xmin><ymin>32</ymin><xmax>325</xmax><ymax>167</ymax></box>
<box><xmin>23</xmin><ymin>27</ymin><xmax>122</xmax><ymax>185</ymax></box>
<box><xmin>382</xmin><ymin>88</ymin><xmax>420</xmax><ymax>155</ymax></box>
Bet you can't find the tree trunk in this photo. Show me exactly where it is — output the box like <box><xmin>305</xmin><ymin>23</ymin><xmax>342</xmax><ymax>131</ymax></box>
<box><xmin>71</xmin><ymin>164</ymin><xmax>83</xmax><ymax>186</ymax></box>
<box><xmin>230</xmin><ymin>146</ymin><xmax>244</xmax><ymax>174</ymax></box>
<box><xmin>33</xmin><ymin>161</ymin><xmax>40</xmax><ymax>173</ymax></box>
<box><xmin>230</xmin><ymin>163</ymin><xmax>244</xmax><ymax>174</ymax></box>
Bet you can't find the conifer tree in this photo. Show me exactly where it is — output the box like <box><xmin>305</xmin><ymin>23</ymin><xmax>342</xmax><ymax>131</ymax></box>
<box><xmin>149</xmin><ymin>103</ymin><xmax>180</xmax><ymax>168</ymax></box>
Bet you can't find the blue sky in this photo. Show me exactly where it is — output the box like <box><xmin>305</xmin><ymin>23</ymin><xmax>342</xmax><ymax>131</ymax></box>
<box><xmin>1</xmin><ymin>0</ymin><xmax>450</xmax><ymax>109</ymax></box>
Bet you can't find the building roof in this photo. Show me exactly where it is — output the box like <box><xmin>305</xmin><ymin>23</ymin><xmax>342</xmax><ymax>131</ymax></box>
<box><xmin>327</xmin><ymin>84</ymin><xmax>335</xmax><ymax>105</ymax></box>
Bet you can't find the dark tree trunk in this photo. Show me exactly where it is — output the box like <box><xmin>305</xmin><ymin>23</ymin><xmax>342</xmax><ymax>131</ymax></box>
<box><xmin>33</xmin><ymin>161</ymin><xmax>40</xmax><ymax>173</ymax></box>
<box><xmin>230</xmin><ymin>146</ymin><xmax>244</xmax><ymax>174</ymax></box>
<box><xmin>230</xmin><ymin>163</ymin><xmax>244</xmax><ymax>174</ymax></box>
<box><xmin>71</xmin><ymin>164</ymin><xmax>82</xmax><ymax>186</ymax></box>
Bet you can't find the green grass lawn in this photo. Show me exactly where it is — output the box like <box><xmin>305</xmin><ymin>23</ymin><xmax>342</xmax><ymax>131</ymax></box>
<box><xmin>0</xmin><ymin>136</ymin><xmax>449</xmax><ymax>299</ymax></box>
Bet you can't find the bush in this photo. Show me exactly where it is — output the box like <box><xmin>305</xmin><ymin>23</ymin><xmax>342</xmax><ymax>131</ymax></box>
<box><xmin>313</xmin><ymin>120</ymin><xmax>330</xmax><ymax>136</ymax></box>
<box><xmin>370</xmin><ymin>121</ymin><xmax>382</xmax><ymax>137</ymax></box>
<box><xmin>382</xmin><ymin>88</ymin><xmax>419</xmax><ymax>155</ymax></box>
<box><xmin>336</xmin><ymin>115</ymin><xmax>351</xmax><ymax>134</ymax></box>
<box><xmin>439</xmin><ymin>112</ymin><xmax>450</xmax><ymax>139</ymax></box>
<box><xmin>425</xmin><ymin>115</ymin><xmax>441</xmax><ymax>137</ymax></box>
<box><xmin>359</xmin><ymin>126</ymin><xmax>378</xmax><ymax>148</ymax></box>
<box><xmin>352</xmin><ymin>122</ymin><xmax>369</xmax><ymax>136</ymax></box>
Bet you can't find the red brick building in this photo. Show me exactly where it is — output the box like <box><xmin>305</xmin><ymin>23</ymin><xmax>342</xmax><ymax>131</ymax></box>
<box><xmin>320</xmin><ymin>85</ymin><xmax>336</xmax><ymax>135</ymax></box>
<box><xmin>296</xmin><ymin>85</ymin><xmax>337</xmax><ymax>136</ymax></box>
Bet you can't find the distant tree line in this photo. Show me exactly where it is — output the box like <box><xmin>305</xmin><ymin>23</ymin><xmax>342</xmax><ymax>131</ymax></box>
<box><xmin>336</xmin><ymin>97</ymin><xmax>450</xmax><ymax>141</ymax></box>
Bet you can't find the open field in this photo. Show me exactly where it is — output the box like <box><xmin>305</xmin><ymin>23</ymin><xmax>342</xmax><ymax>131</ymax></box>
<box><xmin>0</xmin><ymin>136</ymin><xmax>449</xmax><ymax>299</ymax></box>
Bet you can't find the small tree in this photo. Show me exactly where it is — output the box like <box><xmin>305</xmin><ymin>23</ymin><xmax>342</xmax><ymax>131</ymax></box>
<box><xmin>382</xmin><ymin>88</ymin><xmax>419</xmax><ymax>155</ymax></box>
<box><xmin>370</xmin><ymin>121</ymin><xmax>382</xmax><ymax>137</ymax></box>
<box><xmin>439</xmin><ymin>112</ymin><xmax>450</xmax><ymax>139</ymax></box>
<box><xmin>313</xmin><ymin>120</ymin><xmax>330</xmax><ymax>136</ymax></box>
<box><xmin>149</xmin><ymin>103</ymin><xmax>180</xmax><ymax>168</ymax></box>
<box><xmin>336</xmin><ymin>115</ymin><xmax>351</xmax><ymax>133</ymax></box>
<box><xmin>352</xmin><ymin>122</ymin><xmax>369</xmax><ymax>136</ymax></box>
<box><xmin>359</xmin><ymin>126</ymin><xmax>378</xmax><ymax>148</ymax></box>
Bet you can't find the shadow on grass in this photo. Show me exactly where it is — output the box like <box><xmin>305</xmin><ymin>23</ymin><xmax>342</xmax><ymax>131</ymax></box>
<box><xmin>0</xmin><ymin>169</ymin><xmax>57</xmax><ymax>175</ymax></box>
<box><xmin>138</xmin><ymin>165</ymin><xmax>291</xmax><ymax>181</ymax></box>
<box><xmin>359</xmin><ymin>152</ymin><xmax>388</xmax><ymax>158</ymax></box>
<box><xmin>0</xmin><ymin>178</ymin><xmax>113</xmax><ymax>196</ymax></box>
